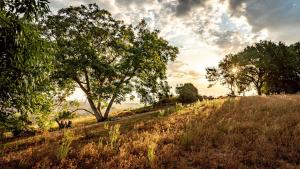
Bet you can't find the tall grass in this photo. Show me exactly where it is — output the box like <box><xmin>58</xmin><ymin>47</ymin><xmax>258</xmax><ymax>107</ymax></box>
<box><xmin>147</xmin><ymin>142</ymin><xmax>157</xmax><ymax>168</ymax></box>
<box><xmin>56</xmin><ymin>130</ymin><xmax>73</xmax><ymax>160</ymax></box>
<box><xmin>108</xmin><ymin>124</ymin><xmax>120</xmax><ymax>149</ymax></box>
<box><xmin>1</xmin><ymin>95</ymin><xmax>300</xmax><ymax>168</ymax></box>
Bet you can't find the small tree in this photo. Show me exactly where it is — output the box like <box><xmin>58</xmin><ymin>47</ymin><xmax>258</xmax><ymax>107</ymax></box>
<box><xmin>54</xmin><ymin>101</ymin><xmax>80</xmax><ymax>129</ymax></box>
<box><xmin>176</xmin><ymin>83</ymin><xmax>199</xmax><ymax>103</ymax></box>
<box><xmin>206</xmin><ymin>54</ymin><xmax>242</xmax><ymax>96</ymax></box>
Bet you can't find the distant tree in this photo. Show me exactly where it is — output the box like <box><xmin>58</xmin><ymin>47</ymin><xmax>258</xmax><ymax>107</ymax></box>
<box><xmin>0</xmin><ymin>0</ymin><xmax>54</xmax><ymax>135</ymax></box>
<box><xmin>206</xmin><ymin>40</ymin><xmax>300</xmax><ymax>95</ymax></box>
<box><xmin>266</xmin><ymin>42</ymin><xmax>300</xmax><ymax>94</ymax></box>
<box><xmin>176</xmin><ymin>83</ymin><xmax>199</xmax><ymax>103</ymax></box>
<box><xmin>236</xmin><ymin>41</ymin><xmax>277</xmax><ymax>95</ymax></box>
<box><xmin>206</xmin><ymin>54</ymin><xmax>242</xmax><ymax>96</ymax></box>
<box><xmin>44</xmin><ymin>4</ymin><xmax>178</xmax><ymax>122</ymax></box>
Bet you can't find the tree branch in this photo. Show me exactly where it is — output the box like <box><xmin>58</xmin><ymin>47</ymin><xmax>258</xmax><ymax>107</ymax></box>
<box><xmin>84</xmin><ymin>68</ymin><xmax>91</xmax><ymax>92</ymax></box>
<box><xmin>70</xmin><ymin>108</ymin><xmax>94</xmax><ymax>115</ymax></box>
<box><xmin>73</xmin><ymin>76</ymin><xmax>89</xmax><ymax>94</ymax></box>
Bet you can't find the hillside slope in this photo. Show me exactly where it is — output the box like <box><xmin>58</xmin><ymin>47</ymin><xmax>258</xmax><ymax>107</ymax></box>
<box><xmin>1</xmin><ymin>95</ymin><xmax>300</xmax><ymax>169</ymax></box>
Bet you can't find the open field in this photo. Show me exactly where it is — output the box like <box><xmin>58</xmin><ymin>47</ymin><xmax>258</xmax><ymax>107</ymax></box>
<box><xmin>1</xmin><ymin>95</ymin><xmax>300</xmax><ymax>169</ymax></box>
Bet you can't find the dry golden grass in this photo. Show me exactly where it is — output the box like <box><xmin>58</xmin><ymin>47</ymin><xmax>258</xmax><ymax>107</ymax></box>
<box><xmin>1</xmin><ymin>95</ymin><xmax>300</xmax><ymax>169</ymax></box>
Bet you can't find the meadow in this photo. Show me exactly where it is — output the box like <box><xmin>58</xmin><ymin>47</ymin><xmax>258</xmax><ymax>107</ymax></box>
<box><xmin>1</xmin><ymin>95</ymin><xmax>299</xmax><ymax>169</ymax></box>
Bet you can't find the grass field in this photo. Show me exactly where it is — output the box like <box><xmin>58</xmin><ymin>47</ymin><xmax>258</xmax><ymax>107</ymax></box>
<box><xmin>1</xmin><ymin>95</ymin><xmax>300</xmax><ymax>169</ymax></box>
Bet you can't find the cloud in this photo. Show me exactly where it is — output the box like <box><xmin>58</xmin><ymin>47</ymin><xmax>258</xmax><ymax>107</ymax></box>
<box><xmin>49</xmin><ymin>0</ymin><xmax>119</xmax><ymax>13</ymax></box>
<box><xmin>175</xmin><ymin>0</ymin><xmax>207</xmax><ymax>16</ymax></box>
<box><xmin>48</xmin><ymin>0</ymin><xmax>300</xmax><ymax>96</ymax></box>
<box><xmin>227</xmin><ymin>0</ymin><xmax>300</xmax><ymax>33</ymax></box>
<box><xmin>115</xmin><ymin>0</ymin><xmax>153</xmax><ymax>6</ymax></box>
<box><xmin>168</xmin><ymin>60</ymin><xmax>204</xmax><ymax>80</ymax></box>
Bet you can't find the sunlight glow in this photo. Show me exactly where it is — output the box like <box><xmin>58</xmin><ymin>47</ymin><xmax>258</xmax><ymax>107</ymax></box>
<box><xmin>231</xmin><ymin>67</ymin><xmax>239</xmax><ymax>74</ymax></box>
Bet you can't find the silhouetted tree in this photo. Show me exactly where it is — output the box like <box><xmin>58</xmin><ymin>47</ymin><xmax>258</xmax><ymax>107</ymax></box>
<box><xmin>206</xmin><ymin>40</ymin><xmax>300</xmax><ymax>95</ymax></box>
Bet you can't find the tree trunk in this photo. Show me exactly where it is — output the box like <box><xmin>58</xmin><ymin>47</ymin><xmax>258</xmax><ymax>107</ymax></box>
<box><xmin>103</xmin><ymin>94</ymin><xmax>117</xmax><ymax>120</ymax></box>
<box><xmin>86</xmin><ymin>97</ymin><xmax>104</xmax><ymax>122</ymax></box>
<box><xmin>257</xmin><ymin>86</ymin><xmax>262</xmax><ymax>95</ymax></box>
<box><xmin>73</xmin><ymin>77</ymin><xmax>105</xmax><ymax>122</ymax></box>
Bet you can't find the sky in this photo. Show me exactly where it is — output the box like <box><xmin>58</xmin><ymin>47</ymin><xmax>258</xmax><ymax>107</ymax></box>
<box><xmin>49</xmin><ymin>0</ymin><xmax>300</xmax><ymax>100</ymax></box>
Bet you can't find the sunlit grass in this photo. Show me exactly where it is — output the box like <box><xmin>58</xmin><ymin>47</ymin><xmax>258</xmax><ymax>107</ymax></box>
<box><xmin>1</xmin><ymin>95</ymin><xmax>300</xmax><ymax>168</ymax></box>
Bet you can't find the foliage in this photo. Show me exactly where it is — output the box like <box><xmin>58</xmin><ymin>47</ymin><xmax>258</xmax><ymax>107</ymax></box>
<box><xmin>0</xmin><ymin>0</ymin><xmax>54</xmax><ymax>135</ymax></box>
<box><xmin>31</xmin><ymin>94</ymin><xmax>54</xmax><ymax>131</ymax></box>
<box><xmin>206</xmin><ymin>54</ymin><xmax>241</xmax><ymax>96</ymax></box>
<box><xmin>1</xmin><ymin>0</ymin><xmax>49</xmax><ymax>21</ymax></box>
<box><xmin>56</xmin><ymin>111</ymin><xmax>76</xmax><ymax>121</ymax></box>
<box><xmin>206</xmin><ymin>40</ymin><xmax>300</xmax><ymax>95</ymax></box>
<box><xmin>43</xmin><ymin>4</ymin><xmax>178</xmax><ymax>122</ymax></box>
<box><xmin>55</xmin><ymin>111</ymin><xmax>76</xmax><ymax>129</ymax></box>
<box><xmin>176</xmin><ymin>83</ymin><xmax>199</xmax><ymax>103</ymax></box>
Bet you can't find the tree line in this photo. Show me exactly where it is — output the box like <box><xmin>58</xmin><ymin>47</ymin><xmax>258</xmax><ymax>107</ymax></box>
<box><xmin>0</xmin><ymin>1</ymin><xmax>178</xmax><ymax>136</ymax></box>
<box><xmin>206</xmin><ymin>41</ymin><xmax>300</xmax><ymax>96</ymax></box>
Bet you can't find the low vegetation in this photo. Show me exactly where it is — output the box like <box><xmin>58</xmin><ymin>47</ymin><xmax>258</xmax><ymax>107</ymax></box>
<box><xmin>1</xmin><ymin>95</ymin><xmax>299</xmax><ymax>168</ymax></box>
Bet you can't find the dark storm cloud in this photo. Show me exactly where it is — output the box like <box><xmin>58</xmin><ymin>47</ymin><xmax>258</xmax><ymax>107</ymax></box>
<box><xmin>175</xmin><ymin>0</ymin><xmax>207</xmax><ymax>16</ymax></box>
<box><xmin>227</xmin><ymin>0</ymin><xmax>300</xmax><ymax>32</ymax></box>
<box><xmin>171</xmin><ymin>0</ymin><xmax>300</xmax><ymax>37</ymax></box>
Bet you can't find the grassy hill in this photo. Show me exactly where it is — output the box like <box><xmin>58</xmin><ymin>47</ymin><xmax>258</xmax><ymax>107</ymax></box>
<box><xmin>1</xmin><ymin>95</ymin><xmax>300</xmax><ymax>169</ymax></box>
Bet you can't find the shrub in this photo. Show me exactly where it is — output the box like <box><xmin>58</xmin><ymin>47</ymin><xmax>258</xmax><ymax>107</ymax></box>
<box><xmin>55</xmin><ymin>111</ymin><xmax>76</xmax><ymax>129</ymax></box>
<box><xmin>155</xmin><ymin>97</ymin><xmax>178</xmax><ymax>106</ymax></box>
<box><xmin>57</xmin><ymin>130</ymin><xmax>74</xmax><ymax>160</ymax></box>
<box><xmin>176</xmin><ymin>83</ymin><xmax>199</xmax><ymax>103</ymax></box>
<box><xmin>157</xmin><ymin>110</ymin><xmax>166</xmax><ymax>117</ymax></box>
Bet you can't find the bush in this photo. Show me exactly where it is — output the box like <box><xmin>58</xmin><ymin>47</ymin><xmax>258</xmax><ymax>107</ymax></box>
<box><xmin>55</xmin><ymin>111</ymin><xmax>76</xmax><ymax>129</ymax></box>
<box><xmin>155</xmin><ymin>97</ymin><xmax>178</xmax><ymax>106</ymax></box>
<box><xmin>176</xmin><ymin>83</ymin><xmax>199</xmax><ymax>103</ymax></box>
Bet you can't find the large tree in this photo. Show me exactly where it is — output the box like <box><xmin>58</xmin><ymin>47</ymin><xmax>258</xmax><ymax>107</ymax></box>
<box><xmin>44</xmin><ymin>4</ymin><xmax>178</xmax><ymax>122</ymax></box>
<box><xmin>0</xmin><ymin>0</ymin><xmax>54</xmax><ymax>135</ymax></box>
<box><xmin>236</xmin><ymin>41</ymin><xmax>276</xmax><ymax>95</ymax></box>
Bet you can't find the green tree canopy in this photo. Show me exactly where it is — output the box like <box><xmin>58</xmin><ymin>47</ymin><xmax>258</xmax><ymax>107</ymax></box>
<box><xmin>44</xmin><ymin>4</ymin><xmax>178</xmax><ymax>122</ymax></box>
<box><xmin>0</xmin><ymin>0</ymin><xmax>54</xmax><ymax>135</ymax></box>
<box><xmin>176</xmin><ymin>83</ymin><xmax>199</xmax><ymax>103</ymax></box>
<box><xmin>206</xmin><ymin>40</ymin><xmax>300</xmax><ymax>95</ymax></box>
